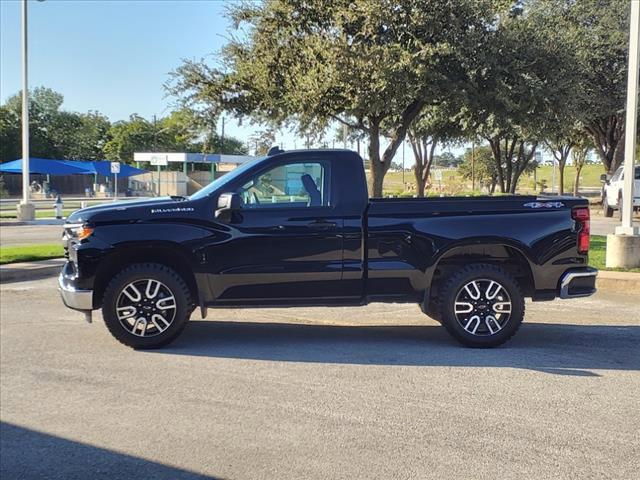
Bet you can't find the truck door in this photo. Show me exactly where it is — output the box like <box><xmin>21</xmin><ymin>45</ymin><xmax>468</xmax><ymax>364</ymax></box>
<box><xmin>205</xmin><ymin>159</ymin><xmax>346</xmax><ymax>304</ymax></box>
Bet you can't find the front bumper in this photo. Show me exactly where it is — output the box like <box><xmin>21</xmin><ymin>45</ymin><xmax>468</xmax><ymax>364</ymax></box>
<box><xmin>559</xmin><ymin>267</ymin><xmax>598</xmax><ymax>299</ymax></box>
<box><xmin>59</xmin><ymin>265</ymin><xmax>93</xmax><ymax>311</ymax></box>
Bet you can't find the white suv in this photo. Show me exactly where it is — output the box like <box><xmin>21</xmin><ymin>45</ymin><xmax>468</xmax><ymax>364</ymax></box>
<box><xmin>601</xmin><ymin>165</ymin><xmax>640</xmax><ymax>218</ymax></box>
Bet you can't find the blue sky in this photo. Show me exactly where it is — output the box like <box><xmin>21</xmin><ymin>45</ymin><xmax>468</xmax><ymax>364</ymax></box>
<box><xmin>0</xmin><ymin>0</ymin><xmax>464</xmax><ymax>162</ymax></box>
<box><xmin>0</xmin><ymin>0</ymin><xmax>269</xmax><ymax>143</ymax></box>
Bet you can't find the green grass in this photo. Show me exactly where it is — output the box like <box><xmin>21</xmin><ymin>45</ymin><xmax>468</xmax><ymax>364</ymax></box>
<box><xmin>379</xmin><ymin>164</ymin><xmax>605</xmax><ymax>196</ymax></box>
<box><xmin>0</xmin><ymin>209</ymin><xmax>76</xmax><ymax>219</ymax></box>
<box><xmin>589</xmin><ymin>235</ymin><xmax>640</xmax><ymax>273</ymax></box>
<box><xmin>0</xmin><ymin>243</ymin><xmax>64</xmax><ymax>265</ymax></box>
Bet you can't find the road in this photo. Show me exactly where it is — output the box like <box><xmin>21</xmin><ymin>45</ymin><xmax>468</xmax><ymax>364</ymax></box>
<box><xmin>0</xmin><ymin>224</ymin><xmax>64</xmax><ymax>247</ymax></box>
<box><xmin>1</xmin><ymin>277</ymin><xmax>638</xmax><ymax>479</ymax></box>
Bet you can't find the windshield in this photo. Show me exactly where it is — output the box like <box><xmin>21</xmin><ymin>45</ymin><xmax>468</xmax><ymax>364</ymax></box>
<box><xmin>189</xmin><ymin>157</ymin><xmax>266</xmax><ymax>200</ymax></box>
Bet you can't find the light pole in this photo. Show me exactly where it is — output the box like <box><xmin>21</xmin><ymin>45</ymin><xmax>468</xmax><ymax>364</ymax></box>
<box><xmin>606</xmin><ymin>0</ymin><xmax>640</xmax><ymax>268</ymax></box>
<box><xmin>617</xmin><ymin>0</ymin><xmax>639</xmax><ymax>236</ymax></box>
<box><xmin>17</xmin><ymin>0</ymin><xmax>35</xmax><ymax>220</ymax></box>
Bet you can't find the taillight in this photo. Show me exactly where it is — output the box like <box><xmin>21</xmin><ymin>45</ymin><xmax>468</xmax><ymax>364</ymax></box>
<box><xmin>572</xmin><ymin>207</ymin><xmax>590</xmax><ymax>254</ymax></box>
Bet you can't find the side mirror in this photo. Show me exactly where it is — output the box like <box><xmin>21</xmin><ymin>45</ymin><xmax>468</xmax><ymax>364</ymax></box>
<box><xmin>600</xmin><ymin>174</ymin><xmax>609</xmax><ymax>184</ymax></box>
<box><xmin>215</xmin><ymin>192</ymin><xmax>242</xmax><ymax>221</ymax></box>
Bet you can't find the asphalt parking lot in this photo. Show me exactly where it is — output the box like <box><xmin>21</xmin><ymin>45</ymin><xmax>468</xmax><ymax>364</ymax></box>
<box><xmin>1</xmin><ymin>277</ymin><xmax>639</xmax><ymax>480</ymax></box>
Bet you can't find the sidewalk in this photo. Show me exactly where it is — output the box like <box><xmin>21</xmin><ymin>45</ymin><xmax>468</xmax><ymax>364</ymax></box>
<box><xmin>0</xmin><ymin>258</ymin><xmax>66</xmax><ymax>284</ymax></box>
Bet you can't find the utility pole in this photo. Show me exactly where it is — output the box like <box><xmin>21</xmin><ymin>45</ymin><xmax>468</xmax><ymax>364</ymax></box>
<box><xmin>617</xmin><ymin>0</ymin><xmax>639</xmax><ymax>236</ymax></box>
<box><xmin>17</xmin><ymin>0</ymin><xmax>34</xmax><ymax>220</ymax></box>
<box><xmin>343</xmin><ymin>123</ymin><xmax>348</xmax><ymax>149</ymax></box>
<box><xmin>471</xmin><ymin>142</ymin><xmax>476</xmax><ymax>191</ymax></box>
<box><xmin>607</xmin><ymin>0</ymin><xmax>640</xmax><ymax>268</ymax></box>
<box><xmin>153</xmin><ymin>114</ymin><xmax>160</xmax><ymax>196</ymax></box>
<box><xmin>221</xmin><ymin>116</ymin><xmax>225</xmax><ymax>152</ymax></box>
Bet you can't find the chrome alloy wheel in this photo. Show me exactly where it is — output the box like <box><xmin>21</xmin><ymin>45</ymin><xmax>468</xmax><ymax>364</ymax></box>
<box><xmin>454</xmin><ymin>279</ymin><xmax>512</xmax><ymax>336</ymax></box>
<box><xmin>115</xmin><ymin>279</ymin><xmax>177</xmax><ymax>337</ymax></box>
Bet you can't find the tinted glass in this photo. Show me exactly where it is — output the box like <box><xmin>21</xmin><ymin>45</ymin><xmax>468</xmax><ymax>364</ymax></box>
<box><xmin>239</xmin><ymin>162</ymin><xmax>328</xmax><ymax>208</ymax></box>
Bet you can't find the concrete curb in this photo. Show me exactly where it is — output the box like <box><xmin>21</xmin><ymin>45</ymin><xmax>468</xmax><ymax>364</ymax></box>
<box><xmin>0</xmin><ymin>258</ymin><xmax>66</xmax><ymax>284</ymax></box>
<box><xmin>595</xmin><ymin>270</ymin><xmax>640</xmax><ymax>293</ymax></box>
<box><xmin>1</xmin><ymin>258</ymin><xmax>639</xmax><ymax>293</ymax></box>
<box><xmin>0</xmin><ymin>219</ymin><xmax>65</xmax><ymax>227</ymax></box>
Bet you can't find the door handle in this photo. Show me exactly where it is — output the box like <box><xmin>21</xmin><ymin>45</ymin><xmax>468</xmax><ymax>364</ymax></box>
<box><xmin>308</xmin><ymin>220</ymin><xmax>337</xmax><ymax>230</ymax></box>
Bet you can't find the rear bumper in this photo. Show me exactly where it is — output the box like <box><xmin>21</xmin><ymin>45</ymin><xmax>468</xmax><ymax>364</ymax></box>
<box><xmin>59</xmin><ymin>263</ymin><xmax>93</xmax><ymax>311</ymax></box>
<box><xmin>559</xmin><ymin>267</ymin><xmax>598</xmax><ymax>299</ymax></box>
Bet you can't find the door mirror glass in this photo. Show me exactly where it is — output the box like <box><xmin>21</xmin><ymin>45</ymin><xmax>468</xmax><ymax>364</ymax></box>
<box><xmin>215</xmin><ymin>192</ymin><xmax>242</xmax><ymax>221</ymax></box>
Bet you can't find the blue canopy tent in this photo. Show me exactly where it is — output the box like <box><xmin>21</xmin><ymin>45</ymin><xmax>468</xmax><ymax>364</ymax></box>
<box><xmin>1</xmin><ymin>158</ymin><xmax>147</xmax><ymax>196</ymax></box>
<box><xmin>64</xmin><ymin>160</ymin><xmax>147</xmax><ymax>178</ymax></box>
<box><xmin>0</xmin><ymin>158</ymin><xmax>91</xmax><ymax>175</ymax></box>
<box><xmin>0</xmin><ymin>158</ymin><xmax>147</xmax><ymax>177</ymax></box>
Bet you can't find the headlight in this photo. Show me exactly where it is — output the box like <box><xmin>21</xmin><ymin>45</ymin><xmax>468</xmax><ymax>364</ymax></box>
<box><xmin>65</xmin><ymin>223</ymin><xmax>94</xmax><ymax>241</ymax></box>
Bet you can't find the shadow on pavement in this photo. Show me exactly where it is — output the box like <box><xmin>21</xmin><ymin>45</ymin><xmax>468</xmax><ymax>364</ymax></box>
<box><xmin>0</xmin><ymin>422</ymin><xmax>218</xmax><ymax>480</ymax></box>
<box><xmin>159</xmin><ymin>321</ymin><xmax>640</xmax><ymax>376</ymax></box>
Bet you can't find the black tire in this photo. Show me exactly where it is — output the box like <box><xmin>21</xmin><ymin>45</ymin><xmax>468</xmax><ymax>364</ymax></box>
<box><xmin>437</xmin><ymin>263</ymin><xmax>525</xmax><ymax>348</ymax></box>
<box><xmin>101</xmin><ymin>263</ymin><xmax>192</xmax><ymax>349</ymax></box>
<box><xmin>603</xmin><ymin>196</ymin><xmax>614</xmax><ymax>217</ymax></box>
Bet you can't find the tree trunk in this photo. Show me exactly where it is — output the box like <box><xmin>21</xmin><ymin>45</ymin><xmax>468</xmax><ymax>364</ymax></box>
<box><xmin>573</xmin><ymin>165</ymin><xmax>582</xmax><ymax>196</ymax></box>
<box><xmin>366</xmin><ymin>99</ymin><xmax>426</xmax><ymax>198</ymax></box>
<box><xmin>367</xmin><ymin>124</ymin><xmax>384</xmax><ymax>197</ymax></box>
<box><xmin>408</xmin><ymin>129</ymin><xmax>437</xmax><ymax>198</ymax></box>
<box><xmin>508</xmin><ymin>140</ymin><xmax>537</xmax><ymax>194</ymax></box>
<box><xmin>584</xmin><ymin>114</ymin><xmax>625</xmax><ymax>175</ymax></box>
<box><xmin>558</xmin><ymin>166</ymin><xmax>565</xmax><ymax>196</ymax></box>
<box><xmin>488</xmin><ymin>137</ymin><xmax>505</xmax><ymax>193</ymax></box>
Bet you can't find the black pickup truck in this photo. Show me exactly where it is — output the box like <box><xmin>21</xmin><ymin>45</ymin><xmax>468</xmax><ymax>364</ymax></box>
<box><xmin>59</xmin><ymin>149</ymin><xmax>597</xmax><ymax>349</ymax></box>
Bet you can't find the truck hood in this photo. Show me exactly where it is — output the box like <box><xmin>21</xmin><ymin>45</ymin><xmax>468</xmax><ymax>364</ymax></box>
<box><xmin>66</xmin><ymin>197</ymin><xmax>201</xmax><ymax>224</ymax></box>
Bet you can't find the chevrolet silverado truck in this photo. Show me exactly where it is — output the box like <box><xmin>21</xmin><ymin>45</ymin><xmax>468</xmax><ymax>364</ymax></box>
<box><xmin>59</xmin><ymin>149</ymin><xmax>597</xmax><ymax>349</ymax></box>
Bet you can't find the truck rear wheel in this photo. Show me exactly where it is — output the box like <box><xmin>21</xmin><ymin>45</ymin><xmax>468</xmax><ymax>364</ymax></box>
<box><xmin>603</xmin><ymin>196</ymin><xmax>614</xmax><ymax>217</ymax></box>
<box><xmin>437</xmin><ymin>264</ymin><xmax>525</xmax><ymax>348</ymax></box>
<box><xmin>101</xmin><ymin>263</ymin><xmax>192</xmax><ymax>349</ymax></box>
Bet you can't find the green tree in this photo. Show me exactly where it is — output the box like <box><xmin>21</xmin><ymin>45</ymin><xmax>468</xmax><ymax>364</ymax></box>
<box><xmin>1</xmin><ymin>87</ymin><xmax>111</xmax><ymax>162</ymax></box>
<box><xmin>545</xmin><ymin>127</ymin><xmax>582</xmax><ymax>196</ymax></box>
<box><xmin>460</xmin><ymin>4</ymin><xmax>581</xmax><ymax>193</ymax></box>
<box><xmin>103</xmin><ymin>114</ymin><xmax>155</xmax><ymax>162</ymax></box>
<box><xmin>459</xmin><ymin>145</ymin><xmax>498</xmax><ymax>193</ymax></box>
<box><xmin>407</xmin><ymin>105</ymin><xmax>462</xmax><ymax>196</ymax></box>
<box><xmin>540</xmin><ymin>0</ymin><xmax>630</xmax><ymax>175</ymax></box>
<box><xmin>169</xmin><ymin>0</ymin><xmax>505</xmax><ymax>197</ymax></box>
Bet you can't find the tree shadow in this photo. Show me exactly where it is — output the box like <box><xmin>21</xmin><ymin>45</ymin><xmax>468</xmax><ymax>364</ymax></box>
<box><xmin>0</xmin><ymin>422</ymin><xmax>219</xmax><ymax>480</ymax></box>
<box><xmin>155</xmin><ymin>321</ymin><xmax>640</xmax><ymax>377</ymax></box>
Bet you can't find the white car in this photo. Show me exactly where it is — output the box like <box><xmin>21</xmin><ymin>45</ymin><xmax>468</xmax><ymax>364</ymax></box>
<box><xmin>601</xmin><ymin>165</ymin><xmax>640</xmax><ymax>218</ymax></box>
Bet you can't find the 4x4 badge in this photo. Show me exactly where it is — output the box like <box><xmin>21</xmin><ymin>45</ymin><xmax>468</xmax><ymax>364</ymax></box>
<box><xmin>523</xmin><ymin>202</ymin><xmax>565</xmax><ymax>209</ymax></box>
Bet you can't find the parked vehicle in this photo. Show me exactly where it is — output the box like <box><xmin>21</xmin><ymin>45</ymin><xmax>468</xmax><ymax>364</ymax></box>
<box><xmin>601</xmin><ymin>165</ymin><xmax>640</xmax><ymax>218</ymax></box>
<box><xmin>59</xmin><ymin>149</ymin><xmax>597</xmax><ymax>349</ymax></box>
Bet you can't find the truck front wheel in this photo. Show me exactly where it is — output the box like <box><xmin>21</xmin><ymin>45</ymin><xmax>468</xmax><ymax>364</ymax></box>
<box><xmin>101</xmin><ymin>263</ymin><xmax>192</xmax><ymax>349</ymax></box>
<box><xmin>437</xmin><ymin>264</ymin><xmax>525</xmax><ymax>348</ymax></box>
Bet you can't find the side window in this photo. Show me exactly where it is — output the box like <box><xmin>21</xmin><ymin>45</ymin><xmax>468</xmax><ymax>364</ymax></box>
<box><xmin>239</xmin><ymin>162</ymin><xmax>329</xmax><ymax>209</ymax></box>
<box><xmin>611</xmin><ymin>168</ymin><xmax>623</xmax><ymax>182</ymax></box>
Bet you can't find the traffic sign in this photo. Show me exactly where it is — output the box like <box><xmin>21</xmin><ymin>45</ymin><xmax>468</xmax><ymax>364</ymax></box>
<box><xmin>110</xmin><ymin>162</ymin><xmax>121</xmax><ymax>174</ymax></box>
